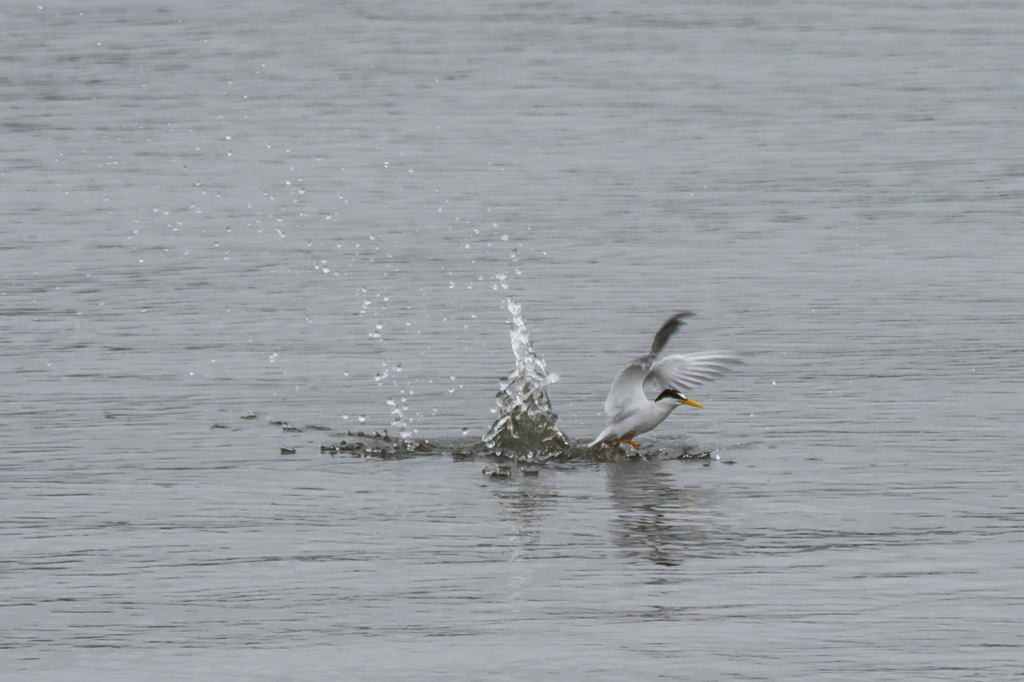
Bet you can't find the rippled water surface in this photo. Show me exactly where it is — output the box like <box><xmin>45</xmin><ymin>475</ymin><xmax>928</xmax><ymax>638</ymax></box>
<box><xmin>3</xmin><ymin>0</ymin><xmax>1023</xmax><ymax>679</ymax></box>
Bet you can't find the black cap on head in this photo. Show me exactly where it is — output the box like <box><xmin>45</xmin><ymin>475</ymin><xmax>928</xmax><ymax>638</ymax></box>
<box><xmin>655</xmin><ymin>388</ymin><xmax>685</xmax><ymax>402</ymax></box>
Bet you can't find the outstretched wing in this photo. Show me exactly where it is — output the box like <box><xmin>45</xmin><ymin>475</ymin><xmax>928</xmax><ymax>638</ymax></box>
<box><xmin>604</xmin><ymin>356</ymin><xmax>650</xmax><ymax>417</ymax></box>
<box><xmin>650</xmin><ymin>311</ymin><xmax>694</xmax><ymax>358</ymax></box>
<box><xmin>643</xmin><ymin>352</ymin><xmax>743</xmax><ymax>394</ymax></box>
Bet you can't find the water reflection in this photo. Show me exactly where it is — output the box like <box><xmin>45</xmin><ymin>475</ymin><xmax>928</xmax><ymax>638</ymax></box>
<box><xmin>487</xmin><ymin>476</ymin><xmax>560</xmax><ymax>612</ymax></box>
<box><xmin>607</xmin><ymin>461</ymin><xmax>726</xmax><ymax>568</ymax></box>
<box><xmin>490</xmin><ymin>477</ymin><xmax>558</xmax><ymax>556</ymax></box>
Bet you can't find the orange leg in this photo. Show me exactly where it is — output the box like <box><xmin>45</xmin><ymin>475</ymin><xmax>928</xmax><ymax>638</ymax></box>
<box><xmin>615</xmin><ymin>438</ymin><xmax>639</xmax><ymax>449</ymax></box>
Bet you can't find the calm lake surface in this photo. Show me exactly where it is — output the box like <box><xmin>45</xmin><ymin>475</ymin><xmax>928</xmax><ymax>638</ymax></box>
<box><xmin>3</xmin><ymin>0</ymin><xmax>1022</xmax><ymax>679</ymax></box>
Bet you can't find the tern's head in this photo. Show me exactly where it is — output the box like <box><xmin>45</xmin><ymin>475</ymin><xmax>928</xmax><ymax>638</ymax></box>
<box><xmin>654</xmin><ymin>389</ymin><xmax>703</xmax><ymax>409</ymax></box>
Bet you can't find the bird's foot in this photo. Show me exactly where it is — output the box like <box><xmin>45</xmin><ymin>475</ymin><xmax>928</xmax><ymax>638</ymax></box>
<box><xmin>615</xmin><ymin>438</ymin><xmax>639</xmax><ymax>449</ymax></box>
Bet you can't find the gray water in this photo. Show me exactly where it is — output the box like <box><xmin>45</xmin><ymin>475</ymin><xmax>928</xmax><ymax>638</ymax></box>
<box><xmin>3</xmin><ymin>0</ymin><xmax>1023</xmax><ymax>678</ymax></box>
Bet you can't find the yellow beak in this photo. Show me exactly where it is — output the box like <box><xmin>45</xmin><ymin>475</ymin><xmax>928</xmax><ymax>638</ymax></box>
<box><xmin>680</xmin><ymin>397</ymin><xmax>703</xmax><ymax>409</ymax></box>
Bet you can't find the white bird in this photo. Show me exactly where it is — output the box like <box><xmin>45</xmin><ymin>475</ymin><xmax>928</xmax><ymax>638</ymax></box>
<box><xmin>589</xmin><ymin>312</ymin><xmax>742</xmax><ymax>448</ymax></box>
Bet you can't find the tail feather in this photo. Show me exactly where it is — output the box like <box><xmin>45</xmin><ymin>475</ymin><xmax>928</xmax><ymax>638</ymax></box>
<box><xmin>588</xmin><ymin>426</ymin><xmax>613</xmax><ymax>448</ymax></box>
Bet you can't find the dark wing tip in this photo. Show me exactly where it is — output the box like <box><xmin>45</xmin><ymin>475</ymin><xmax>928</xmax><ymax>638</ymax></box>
<box><xmin>650</xmin><ymin>311</ymin><xmax>695</xmax><ymax>357</ymax></box>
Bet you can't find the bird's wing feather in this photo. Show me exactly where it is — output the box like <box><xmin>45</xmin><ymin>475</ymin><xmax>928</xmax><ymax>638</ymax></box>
<box><xmin>604</xmin><ymin>356</ymin><xmax>650</xmax><ymax>417</ymax></box>
<box><xmin>649</xmin><ymin>311</ymin><xmax>694</xmax><ymax>358</ymax></box>
<box><xmin>643</xmin><ymin>352</ymin><xmax>743</xmax><ymax>394</ymax></box>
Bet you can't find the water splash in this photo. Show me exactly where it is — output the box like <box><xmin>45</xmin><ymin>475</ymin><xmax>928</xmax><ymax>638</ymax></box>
<box><xmin>483</xmin><ymin>298</ymin><xmax>570</xmax><ymax>461</ymax></box>
<box><xmin>386</xmin><ymin>397</ymin><xmax>413</xmax><ymax>443</ymax></box>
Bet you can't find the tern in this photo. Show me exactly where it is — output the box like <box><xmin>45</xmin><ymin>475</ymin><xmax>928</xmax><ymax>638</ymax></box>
<box><xmin>589</xmin><ymin>312</ymin><xmax>741</xmax><ymax>448</ymax></box>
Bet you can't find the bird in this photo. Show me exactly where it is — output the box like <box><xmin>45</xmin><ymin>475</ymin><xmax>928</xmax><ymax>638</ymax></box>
<box><xmin>588</xmin><ymin>312</ymin><xmax>741</xmax><ymax>448</ymax></box>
